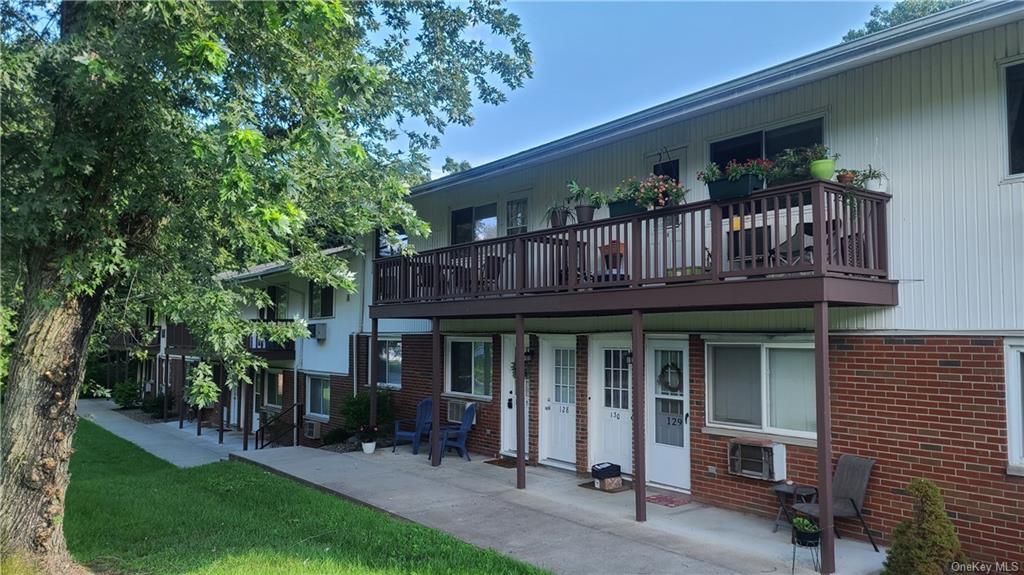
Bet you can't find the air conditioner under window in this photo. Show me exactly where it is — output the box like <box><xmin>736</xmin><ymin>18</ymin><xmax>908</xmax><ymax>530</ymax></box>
<box><xmin>307</xmin><ymin>323</ymin><xmax>327</xmax><ymax>342</ymax></box>
<box><xmin>447</xmin><ymin>400</ymin><xmax>476</xmax><ymax>424</ymax></box>
<box><xmin>728</xmin><ymin>438</ymin><xmax>786</xmax><ymax>481</ymax></box>
<box><xmin>304</xmin><ymin>420</ymin><xmax>322</xmax><ymax>439</ymax></box>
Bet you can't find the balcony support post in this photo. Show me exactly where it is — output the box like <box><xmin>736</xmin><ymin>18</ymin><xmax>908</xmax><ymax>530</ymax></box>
<box><xmin>369</xmin><ymin>318</ymin><xmax>379</xmax><ymax>427</ymax></box>
<box><xmin>515</xmin><ymin>237</ymin><xmax>525</xmax><ymax>294</ymax></box>
<box><xmin>178</xmin><ymin>354</ymin><xmax>186</xmax><ymax>429</ymax></box>
<box><xmin>631</xmin><ymin>309</ymin><xmax>646</xmax><ymax>522</ymax></box>
<box><xmin>242</xmin><ymin>368</ymin><xmax>251</xmax><ymax>451</ymax></box>
<box><xmin>430</xmin><ymin>317</ymin><xmax>442</xmax><ymax>467</ymax></box>
<box><xmin>710</xmin><ymin>203</ymin><xmax>723</xmax><ymax>281</ymax></box>
<box><xmin>630</xmin><ymin>217</ymin><xmax>642</xmax><ymax>288</ymax></box>
<box><xmin>162</xmin><ymin>355</ymin><xmax>169</xmax><ymax>420</ymax></box>
<box><xmin>815</xmin><ymin>301</ymin><xmax>835</xmax><ymax>574</ymax></box>
<box><xmin>218</xmin><ymin>364</ymin><xmax>225</xmax><ymax>445</ymax></box>
<box><xmin>812</xmin><ymin>183</ymin><xmax>828</xmax><ymax>275</ymax></box>
<box><xmin>515</xmin><ymin>314</ymin><xmax>526</xmax><ymax>489</ymax></box>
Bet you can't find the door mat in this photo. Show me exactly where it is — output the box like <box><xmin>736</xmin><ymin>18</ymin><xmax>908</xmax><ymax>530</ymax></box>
<box><xmin>646</xmin><ymin>493</ymin><xmax>691</xmax><ymax>508</ymax></box>
<box><xmin>578</xmin><ymin>480</ymin><xmax>633</xmax><ymax>494</ymax></box>
<box><xmin>484</xmin><ymin>458</ymin><xmax>530</xmax><ymax>468</ymax></box>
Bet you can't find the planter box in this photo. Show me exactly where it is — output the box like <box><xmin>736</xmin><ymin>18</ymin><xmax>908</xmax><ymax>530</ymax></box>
<box><xmin>708</xmin><ymin>174</ymin><xmax>763</xmax><ymax>202</ymax></box>
<box><xmin>608</xmin><ymin>199</ymin><xmax>645</xmax><ymax>218</ymax></box>
<box><xmin>794</xmin><ymin>529</ymin><xmax>821</xmax><ymax>548</ymax></box>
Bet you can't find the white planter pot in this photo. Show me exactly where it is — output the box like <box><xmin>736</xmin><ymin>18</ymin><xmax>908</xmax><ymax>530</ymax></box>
<box><xmin>865</xmin><ymin>178</ymin><xmax>888</xmax><ymax>193</ymax></box>
<box><xmin>361</xmin><ymin>441</ymin><xmax>376</xmax><ymax>454</ymax></box>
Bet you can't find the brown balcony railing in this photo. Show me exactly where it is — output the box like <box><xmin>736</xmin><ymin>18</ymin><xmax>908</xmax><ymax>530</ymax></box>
<box><xmin>373</xmin><ymin>181</ymin><xmax>890</xmax><ymax>305</ymax></box>
<box><xmin>244</xmin><ymin>318</ymin><xmax>296</xmax><ymax>354</ymax></box>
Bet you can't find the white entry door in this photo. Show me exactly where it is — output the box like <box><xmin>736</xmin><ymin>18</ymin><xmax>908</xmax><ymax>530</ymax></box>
<box><xmin>591</xmin><ymin>339</ymin><xmax>632</xmax><ymax>473</ymax></box>
<box><xmin>646</xmin><ymin>339</ymin><xmax>691</xmax><ymax>490</ymax></box>
<box><xmin>500</xmin><ymin>335</ymin><xmax>530</xmax><ymax>456</ymax></box>
<box><xmin>540</xmin><ymin>336</ymin><xmax>577</xmax><ymax>465</ymax></box>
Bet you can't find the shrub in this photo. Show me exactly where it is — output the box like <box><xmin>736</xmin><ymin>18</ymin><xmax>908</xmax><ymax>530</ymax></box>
<box><xmin>882</xmin><ymin>478</ymin><xmax>966</xmax><ymax>575</ymax></box>
<box><xmin>141</xmin><ymin>393</ymin><xmax>174</xmax><ymax>417</ymax></box>
<box><xmin>322</xmin><ymin>427</ymin><xmax>351</xmax><ymax>445</ymax></box>
<box><xmin>340</xmin><ymin>390</ymin><xmax>394</xmax><ymax>434</ymax></box>
<box><xmin>112</xmin><ymin>379</ymin><xmax>141</xmax><ymax>409</ymax></box>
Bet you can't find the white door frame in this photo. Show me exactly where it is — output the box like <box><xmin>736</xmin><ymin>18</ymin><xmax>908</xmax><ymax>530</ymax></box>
<box><xmin>587</xmin><ymin>333</ymin><xmax>633</xmax><ymax>475</ymax></box>
<box><xmin>539</xmin><ymin>335</ymin><xmax>577</xmax><ymax>467</ymax></box>
<box><xmin>500</xmin><ymin>334</ymin><xmax>529</xmax><ymax>456</ymax></box>
<box><xmin>645</xmin><ymin>336</ymin><xmax>691</xmax><ymax>492</ymax></box>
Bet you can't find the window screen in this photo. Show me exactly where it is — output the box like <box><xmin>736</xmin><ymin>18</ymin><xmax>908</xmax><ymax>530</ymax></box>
<box><xmin>767</xmin><ymin>348</ymin><xmax>816</xmax><ymax>433</ymax></box>
<box><xmin>710</xmin><ymin>346</ymin><xmax>761</xmax><ymax>426</ymax></box>
<box><xmin>653</xmin><ymin>158</ymin><xmax>680</xmax><ymax>182</ymax></box>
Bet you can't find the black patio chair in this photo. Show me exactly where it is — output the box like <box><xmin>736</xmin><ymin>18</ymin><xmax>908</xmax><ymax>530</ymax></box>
<box><xmin>793</xmin><ymin>454</ymin><xmax>880</xmax><ymax>552</ymax></box>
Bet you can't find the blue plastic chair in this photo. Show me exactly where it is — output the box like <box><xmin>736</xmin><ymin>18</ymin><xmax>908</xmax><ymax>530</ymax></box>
<box><xmin>435</xmin><ymin>403</ymin><xmax>476</xmax><ymax>461</ymax></box>
<box><xmin>393</xmin><ymin>398</ymin><xmax>433</xmax><ymax>454</ymax></box>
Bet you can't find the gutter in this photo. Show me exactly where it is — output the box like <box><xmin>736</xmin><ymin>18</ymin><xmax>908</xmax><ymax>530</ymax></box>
<box><xmin>410</xmin><ymin>0</ymin><xmax>1023</xmax><ymax>197</ymax></box>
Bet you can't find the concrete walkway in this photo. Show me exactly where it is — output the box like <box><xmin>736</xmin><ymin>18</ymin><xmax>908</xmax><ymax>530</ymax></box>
<box><xmin>78</xmin><ymin>399</ymin><xmax>243</xmax><ymax>467</ymax></box>
<box><xmin>235</xmin><ymin>446</ymin><xmax>884</xmax><ymax>575</ymax></box>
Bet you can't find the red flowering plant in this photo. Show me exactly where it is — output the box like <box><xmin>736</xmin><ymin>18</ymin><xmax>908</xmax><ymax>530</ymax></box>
<box><xmin>358</xmin><ymin>423</ymin><xmax>379</xmax><ymax>443</ymax></box>
<box><xmin>613</xmin><ymin>174</ymin><xmax>687</xmax><ymax>209</ymax></box>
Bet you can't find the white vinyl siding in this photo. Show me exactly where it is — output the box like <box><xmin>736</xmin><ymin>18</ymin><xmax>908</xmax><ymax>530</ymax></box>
<box><xmin>404</xmin><ymin>21</ymin><xmax>1024</xmax><ymax>333</ymax></box>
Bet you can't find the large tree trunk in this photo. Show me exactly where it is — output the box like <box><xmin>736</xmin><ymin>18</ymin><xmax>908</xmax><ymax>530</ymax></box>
<box><xmin>1</xmin><ymin>268</ymin><xmax>104</xmax><ymax>573</ymax></box>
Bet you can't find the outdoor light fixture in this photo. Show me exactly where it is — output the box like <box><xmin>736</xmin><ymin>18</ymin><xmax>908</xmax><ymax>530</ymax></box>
<box><xmin>523</xmin><ymin>348</ymin><xmax>536</xmax><ymax>364</ymax></box>
<box><xmin>624</xmin><ymin>351</ymin><xmax>634</xmax><ymax>366</ymax></box>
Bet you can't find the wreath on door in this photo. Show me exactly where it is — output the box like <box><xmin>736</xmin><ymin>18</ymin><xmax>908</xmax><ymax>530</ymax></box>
<box><xmin>657</xmin><ymin>362</ymin><xmax>684</xmax><ymax>393</ymax></box>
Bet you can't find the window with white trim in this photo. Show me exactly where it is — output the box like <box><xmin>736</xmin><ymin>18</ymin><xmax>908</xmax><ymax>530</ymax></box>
<box><xmin>308</xmin><ymin>282</ymin><xmax>334</xmax><ymax>319</ymax></box>
<box><xmin>506</xmin><ymin>198</ymin><xmax>528</xmax><ymax>236</ymax></box>
<box><xmin>265</xmin><ymin>370</ymin><xmax>284</xmax><ymax>407</ymax></box>
<box><xmin>1007</xmin><ymin>339</ymin><xmax>1024</xmax><ymax>470</ymax></box>
<box><xmin>447</xmin><ymin>338</ymin><xmax>493</xmax><ymax>398</ymax></box>
<box><xmin>1007</xmin><ymin>62</ymin><xmax>1024</xmax><ymax>176</ymax></box>
<box><xmin>306</xmin><ymin>375</ymin><xmax>330</xmax><ymax>419</ymax></box>
<box><xmin>376</xmin><ymin>338</ymin><xmax>402</xmax><ymax>390</ymax></box>
<box><xmin>707</xmin><ymin>341</ymin><xmax>816</xmax><ymax>438</ymax></box>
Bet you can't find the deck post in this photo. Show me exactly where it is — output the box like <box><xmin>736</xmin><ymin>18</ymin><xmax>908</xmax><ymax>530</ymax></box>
<box><xmin>369</xmin><ymin>318</ymin><xmax>379</xmax><ymax>427</ymax></box>
<box><xmin>631</xmin><ymin>310</ymin><xmax>647</xmax><ymax>522</ymax></box>
<box><xmin>196</xmin><ymin>356</ymin><xmax>203</xmax><ymax>437</ymax></box>
<box><xmin>162</xmin><ymin>355</ymin><xmax>169</xmax><ymax>420</ymax></box>
<box><xmin>178</xmin><ymin>354</ymin><xmax>186</xmax><ymax>429</ymax></box>
<box><xmin>430</xmin><ymin>317</ymin><xmax>442</xmax><ymax>466</ymax></box>
<box><xmin>218</xmin><ymin>364</ymin><xmax>225</xmax><ymax>445</ymax></box>
<box><xmin>515</xmin><ymin>314</ymin><xmax>527</xmax><ymax>489</ymax></box>
<box><xmin>815</xmin><ymin>301</ymin><xmax>835</xmax><ymax>574</ymax></box>
<box><xmin>242</xmin><ymin>370</ymin><xmax>251</xmax><ymax>451</ymax></box>
<box><xmin>710</xmin><ymin>203</ymin><xmax>723</xmax><ymax>281</ymax></box>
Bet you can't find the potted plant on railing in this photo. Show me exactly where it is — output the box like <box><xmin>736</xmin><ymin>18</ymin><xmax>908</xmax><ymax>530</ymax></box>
<box><xmin>853</xmin><ymin>165</ymin><xmax>888</xmax><ymax>192</ymax></box>
<box><xmin>609</xmin><ymin>174</ymin><xmax>686</xmax><ymax>216</ymax></box>
<box><xmin>835</xmin><ymin>168</ymin><xmax>857</xmax><ymax>185</ymax></box>
<box><xmin>567</xmin><ymin>180</ymin><xmax>607</xmax><ymax>224</ymax></box>
<box><xmin>808</xmin><ymin>144</ymin><xmax>840</xmax><ymax>181</ymax></box>
<box><xmin>792</xmin><ymin>516</ymin><xmax>821</xmax><ymax>548</ymax></box>
<box><xmin>698</xmin><ymin>158</ymin><xmax>772</xmax><ymax>202</ymax></box>
<box><xmin>545</xmin><ymin>202</ymin><xmax>576</xmax><ymax>228</ymax></box>
<box><xmin>358</xmin><ymin>423</ymin><xmax>379</xmax><ymax>454</ymax></box>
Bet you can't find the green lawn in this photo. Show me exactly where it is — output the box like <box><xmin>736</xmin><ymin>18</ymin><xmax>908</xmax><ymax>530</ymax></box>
<box><xmin>66</xmin><ymin>421</ymin><xmax>545</xmax><ymax>575</ymax></box>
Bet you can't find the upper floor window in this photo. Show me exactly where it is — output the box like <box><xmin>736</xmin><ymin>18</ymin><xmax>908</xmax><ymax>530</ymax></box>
<box><xmin>710</xmin><ymin>118</ymin><xmax>823</xmax><ymax>169</ymax></box>
<box><xmin>1006</xmin><ymin>63</ymin><xmax>1024</xmax><ymax>176</ymax></box>
<box><xmin>260</xmin><ymin>285</ymin><xmax>289</xmax><ymax>320</ymax></box>
<box><xmin>451</xmin><ymin>203</ymin><xmax>497</xmax><ymax>245</ymax></box>
<box><xmin>506</xmin><ymin>198</ymin><xmax>528</xmax><ymax>236</ymax></box>
<box><xmin>308</xmin><ymin>283</ymin><xmax>334</xmax><ymax>319</ymax></box>
<box><xmin>377</xmin><ymin>338</ymin><xmax>402</xmax><ymax>389</ymax></box>
<box><xmin>653</xmin><ymin>158</ymin><xmax>680</xmax><ymax>182</ymax></box>
<box><xmin>1007</xmin><ymin>339</ymin><xmax>1024</xmax><ymax>472</ymax></box>
<box><xmin>376</xmin><ymin>226</ymin><xmax>408</xmax><ymax>258</ymax></box>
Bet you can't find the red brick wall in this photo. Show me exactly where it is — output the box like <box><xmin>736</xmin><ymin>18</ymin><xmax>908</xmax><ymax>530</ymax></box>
<box><xmin>690</xmin><ymin>334</ymin><xmax>1023</xmax><ymax>564</ymax></box>
<box><xmin>575</xmin><ymin>335</ymin><xmax>589</xmax><ymax>474</ymax></box>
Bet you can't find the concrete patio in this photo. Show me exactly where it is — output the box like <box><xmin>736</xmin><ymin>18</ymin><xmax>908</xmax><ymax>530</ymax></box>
<box><xmin>234</xmin><ymin>446</ymin><xmax>885</xmax><ymax>575</ymax></box>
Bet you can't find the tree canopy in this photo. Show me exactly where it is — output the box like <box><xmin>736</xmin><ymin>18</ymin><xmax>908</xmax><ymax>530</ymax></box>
<box><xmin>843</xmin><ymin>0</ymin><xmax>967</xmax><ymax>42</ymax></box>
<box><xmin>1</xmin><ymin>0</ymin><xmax>531</xmax><ymax>400</ymax></box>
<box><xmin>442</xmin><ymin>156</ymin><xmax>473</xmax><ymax>174</ymax></box>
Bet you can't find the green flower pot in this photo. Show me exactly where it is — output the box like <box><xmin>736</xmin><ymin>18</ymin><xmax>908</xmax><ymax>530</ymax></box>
<box><xmin>809</xmin><ymin>159</ymin><xmax>836</xmax><ymax>181</ymax></box>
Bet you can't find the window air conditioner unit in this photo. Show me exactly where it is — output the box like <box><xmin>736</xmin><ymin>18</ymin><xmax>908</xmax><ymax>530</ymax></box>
<box><xmin>728</xmin><ymin>438</ymin><xmax>786</xmax><ymax>481</ymax></box>
<box><xmin>307</xmin><ymin>323</ymin><xmax>327</xmax><ymax>342</ymax></box>
<box><xmin>304</xmin><ymin>420</ymin><xmax>322</xmax><ymax>439</ymax></box>
<box><xmin>446</xmin><ymin>400</ymin><xmax>476</xmax><ymax>424</ymax></box>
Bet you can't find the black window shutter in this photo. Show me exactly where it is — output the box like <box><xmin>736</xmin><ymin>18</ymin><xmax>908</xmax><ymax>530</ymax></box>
<box><xmin>308</xmin><ymin>282</ymin><xmax>315</xmax><ymax>317</ymax></box>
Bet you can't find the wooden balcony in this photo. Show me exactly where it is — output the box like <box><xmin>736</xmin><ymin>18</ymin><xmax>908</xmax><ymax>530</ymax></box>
<box><xmin>244</xmin><ymin>319</ymin><xmax>296</xmax><ymax>360</ymax></box>
<box><xmin>370</xmin><ymin>181</ymin><xmax>897</xmax><ymax>319</ymax></box>
<box><xmin>165</xmin><ymin>322</ymin><xmax>195</xmax><ymax>354</ymax></box>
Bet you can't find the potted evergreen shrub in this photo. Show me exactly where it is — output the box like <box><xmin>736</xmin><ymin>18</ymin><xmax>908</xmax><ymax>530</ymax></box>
<box><xmin>358</xmin><ymin>423</ymin><xmax>379</xmax><ymax>454</ymax></box>
<box><xmin>881</xmin><ymin>479</ymin><xmax>966</xmax><ymax>575</ymax></box>
<box><xmin>545</xmin><ymin>202</ymin><xmax>576</xmax><ymax>228</ymax></box>
<box><xmin>792</xmin><ymin>516</ymin><xmax>821</xmax><ymax>548</ymax></box>
<box><xmin>808</xmin><ymin>144</ymin><xmax>840</xmax><ymax>181</ymax></box>
<box><xmin>567</xmin><ymin>180</ymin><xmax>606</xmax><ymax>224</ymax></box>
<box><xmin>698</xmin><ymin>159</ymin><xmax>771</xmax><ymax>202</ymax></box>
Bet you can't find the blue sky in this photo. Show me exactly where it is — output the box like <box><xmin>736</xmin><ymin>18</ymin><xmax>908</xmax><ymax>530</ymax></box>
<box><xmin>426</xmin><ymin>1</ymin><xmax>887</xmax><ymax>178</ymax></box>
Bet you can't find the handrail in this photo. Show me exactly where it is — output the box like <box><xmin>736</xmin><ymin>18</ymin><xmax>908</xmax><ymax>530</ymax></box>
<box><xmin>255</xmin><ymin>402</ymin><xmax>303</xmax><ymax>449</ymax></box>
<box><xmin>372</xmin><ymin>180</ymin><xmax>891</xmax><ymax>305</ymax></box>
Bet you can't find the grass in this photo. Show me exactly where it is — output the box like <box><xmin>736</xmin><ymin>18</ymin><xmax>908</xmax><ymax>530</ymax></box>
<box><xmin>66</xmin><ymin>420</ymin><xmax>545</xmax><ymax>575</ymax></box>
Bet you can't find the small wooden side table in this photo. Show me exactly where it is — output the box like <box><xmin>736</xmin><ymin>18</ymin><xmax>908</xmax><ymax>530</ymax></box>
<box><xmin>771</xmin><ymin>482</ymin><xmax>817</xmax><ymax>532</ymax></box>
